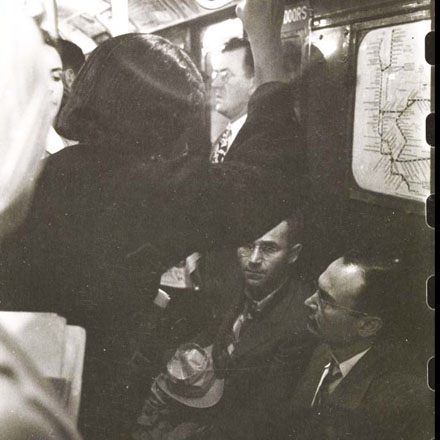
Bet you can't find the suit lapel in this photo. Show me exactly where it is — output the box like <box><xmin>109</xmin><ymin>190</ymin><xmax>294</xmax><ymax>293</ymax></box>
<box><xmin>223</xmin><ymin>118</ymin><xmax>252</xmax><ymax>162</ymax></box>
<box><xmin>328</xmin><ymin>344</ymin><xmax>382</xmax><ymax>410</ymax></box>
<box><xmin>291</xmin><ymin>344</ymin><xmax>331</xmax><ymax>409</ymax></box>
<box><xmin>293</xmin><ymin>343</ymin><xmax>384</xmax><ymax>411</ymax></box>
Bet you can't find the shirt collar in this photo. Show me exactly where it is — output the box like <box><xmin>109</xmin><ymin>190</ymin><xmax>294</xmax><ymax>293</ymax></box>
<box><xmin>46</xmin><ymin>126</ymin><xmax>66</xmax><ymax>155</ymax></box>
<box><xmin>244</xmin><ymin>278</ymin><xmax>288</xmax><ymax>315</ymax></box>
<box><xmin>328</xmin><ymin>347</ymin><xmax>372</xmax><ymax>378</ymax></box>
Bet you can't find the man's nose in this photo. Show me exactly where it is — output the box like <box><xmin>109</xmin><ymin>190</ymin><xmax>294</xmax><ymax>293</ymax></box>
<box><xmin>249</xmin><ymin>247</ymin><xmax>263</xmax><ymax>264</ymax></box>
<box><xmin>304</xmin><ymin>292</ymin><xmax>318</xmax><ymax>310</ymax></box>
<box><xmin>211</xmin><ymin>75</ymin><xmax>223</xmax><ymax>89</ymax></box>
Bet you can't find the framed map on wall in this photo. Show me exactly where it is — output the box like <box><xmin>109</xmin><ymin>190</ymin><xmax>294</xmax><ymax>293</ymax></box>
<box><xmin>349</xmin><ymin>13</ymin><xmax>433</xmax><ymax>214</ymax></box>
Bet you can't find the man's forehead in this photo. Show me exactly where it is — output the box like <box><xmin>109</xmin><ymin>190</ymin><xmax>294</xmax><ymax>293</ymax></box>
<box><xmin>321</xmin><ymin>258</ymin><xmax>365</xmax><ymax>299</ymax></box>
<box><xmin>254</xmin><ymin>221</ymin><xmax>289</xmax><ymax>244</ymax></box>
<box><xmin>45</xmin><ymin>45</ymin><xmax>62</xmax><ymax>70</ymax></box>
<box><xmin>213</xmin><ymin>47</ymin><xmax>247</xmax><ymax>71</ymax></box>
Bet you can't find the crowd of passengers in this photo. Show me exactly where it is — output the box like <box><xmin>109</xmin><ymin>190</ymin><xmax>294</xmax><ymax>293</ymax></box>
<box><xmin>0</xmin><ymin>1</ymin><xmax>433</xmax><ymax>439</ymax></box>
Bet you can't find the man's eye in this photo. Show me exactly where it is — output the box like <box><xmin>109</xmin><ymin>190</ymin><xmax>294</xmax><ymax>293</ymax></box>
<box><xmin>51</xmin><ymin>73</ymin><xmax>63</xmax><ymax>82</ymax></box>
<box><xmin>240</xmin><ymin>244</ymin><xmax>254</xmax><ymax>252</ymax></box>
<box><xmin>262</xmin><ymin>245</ymin><xmax>278</xmax><ymax>254</ymax></box>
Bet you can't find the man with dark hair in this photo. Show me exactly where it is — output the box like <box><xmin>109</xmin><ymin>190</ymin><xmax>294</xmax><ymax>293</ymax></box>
<box><xmin>264</xmin><ymin>250</ymin><xmax>433</xmax><ymax>440</ymax></box>
<box><xmin>205</xmin><ymin>217</ymin><xmax>315</xmax><ymax>440</ymax></box>
<box><xmin>210</xmin><ymin>37</ymin><xmax>255</xmax><ymax>163</ymax></box>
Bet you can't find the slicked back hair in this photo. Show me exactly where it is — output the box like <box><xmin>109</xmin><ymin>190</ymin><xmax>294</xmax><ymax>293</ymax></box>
<box><xmin>58</xmin><ymin>39</ymin><xmax>85</xmax><ymax>74</ymax></box>
<box><xmin>222</xmin><ymin>37</ymin><xmax>254</xmax><ymax>78</ymax></box>
<box><xmin>342</xmin><ymin>249</ymin><xmax>406</xmax><ymax>329</ymax></box>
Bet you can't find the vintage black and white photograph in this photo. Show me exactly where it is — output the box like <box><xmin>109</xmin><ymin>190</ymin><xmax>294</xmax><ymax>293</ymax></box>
<box><xmin>0</xmin><ymin>0</ymin><xmax>434</xmax><ymax>439</ymax></box>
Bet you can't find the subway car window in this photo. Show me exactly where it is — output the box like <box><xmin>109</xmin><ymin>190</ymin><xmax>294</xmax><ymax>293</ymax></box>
<box><xmin>0</xmin><ymin>1</ymin><xmax>434</xmax><ymax>440</ymax></box>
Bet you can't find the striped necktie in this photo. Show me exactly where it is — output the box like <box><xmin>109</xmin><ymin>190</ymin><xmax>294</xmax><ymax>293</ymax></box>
<box><xmin>212</xmin><ymin>125</ymin><xmax>232</xmax><ymax>163</ymax></box>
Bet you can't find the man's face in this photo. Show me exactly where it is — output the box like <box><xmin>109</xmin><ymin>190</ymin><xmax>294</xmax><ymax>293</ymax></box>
<box><xmin>211</xmin><ymin>47</ymin><xmax>254</xmax><ymax>121</ymax></box>
<box><xmin>45</xmin><ymin>45</ymin><xmax>64</xmax><ymax>120</ymax></box>
<box><xmin>237</xmin><ymin>221</ymin><xmax>300</xmax><ymax>296</ymax></box>
<box><xmin>304</xmin><ymin>258</ymin><xmax>366</xmax><ymax>346</ymax></box>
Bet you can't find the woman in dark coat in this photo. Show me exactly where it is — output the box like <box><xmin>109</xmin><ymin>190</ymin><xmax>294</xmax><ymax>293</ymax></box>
<box><xmin>1</xmin><ymin>2</ymin><xmax>305</xmax><ymax>437</ymax></box>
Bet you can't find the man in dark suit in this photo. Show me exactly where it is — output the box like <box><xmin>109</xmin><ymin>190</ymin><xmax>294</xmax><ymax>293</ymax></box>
<box><xmin>265</xmin><ymin>249</ymin><xmax>434</xmax><ymax>440</ymax></box>
<box><xmin>206</xmin><ymin>216</ymin><xmax>315</xmax><ymax>440</ymax></box>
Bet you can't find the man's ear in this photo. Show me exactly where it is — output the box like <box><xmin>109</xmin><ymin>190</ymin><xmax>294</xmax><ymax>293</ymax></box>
<box><xmin>356</xmin><ymin>316</ymin><xmax>383</xmax><ymax>338</ymax></box>
<box><xmin>288</xmin><ymin>243</ymin><xmax>302</xmax><ymax>264</ymax></box>
<box><xmin>64</xmin><ymin>68</ymin><xmax>76</xmax><ymax>91</ymax></box>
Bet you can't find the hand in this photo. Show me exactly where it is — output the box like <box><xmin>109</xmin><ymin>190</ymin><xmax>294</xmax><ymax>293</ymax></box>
<box><xmin>236</xmin><ymin>0</ymin><xmax>285</xmax><ymax>43</ymax></box>
<box><xmin>235</xmin><ymin>0</ymin><xmax>287</xmax><ymax>85</ymax></box>
<box><xmin>212</xmin><ymin>344</ymin><xmax>231</xmax><ymax>378</ymax></box>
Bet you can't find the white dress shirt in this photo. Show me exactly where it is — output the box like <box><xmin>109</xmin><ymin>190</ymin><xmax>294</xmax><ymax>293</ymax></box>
<box><xmin>45</xmin><ymin>127</ymin><xmax>77</xmax><ymax>156</ymax></box>
<box><xmin>46</xmin><ymin>126</ymin><xmax>66</xmax><ymax>155</ymax></box>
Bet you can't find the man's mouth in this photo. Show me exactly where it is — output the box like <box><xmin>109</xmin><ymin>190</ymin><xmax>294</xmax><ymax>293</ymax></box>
<box><xmin>245</xmin><ymin>271</ymin><xmax>264</xmax><ymax>279</ymax></box>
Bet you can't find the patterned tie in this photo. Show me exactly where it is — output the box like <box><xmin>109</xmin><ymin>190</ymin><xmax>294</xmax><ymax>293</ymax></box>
<box><xmin>212</xmin><ymin>125</ymin><xmax>232</xmax><ymax>163</ymax></box>
<box><xmin>313</xmin><ymin>359</ymin><xmax>343</xmax><ymax>408</ymax></box>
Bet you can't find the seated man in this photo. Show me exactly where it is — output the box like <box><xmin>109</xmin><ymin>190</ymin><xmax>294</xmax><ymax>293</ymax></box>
<box><xmin>266</xmin><ymin>250</ymin><xmax>434</xmax><ymax>440</ymax></box>
<box><xmin>208</xmin><ymin>216</ymin><xmax>316</xmax><ymax>438</ymax></box>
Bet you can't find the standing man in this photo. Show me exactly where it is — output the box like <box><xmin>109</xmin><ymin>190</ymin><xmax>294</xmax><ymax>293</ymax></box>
<box><xmin>157</xmin><ymin>39</ymin><xmax>255</xmax><ymax>328</ymax></box>
<box><xmin>210</xmin><ymin>38</ymin><xmax>255</xmax><ymax>163</ymax></box>
<box><xmin>266</xmin><ymin>250</ymin><xmax>434</xmax><ymax>440</ymax></box>
<box><xmin>201</xmin><ymin>35</ymin><xmax>304</xmax><ymax>325</ymax></box>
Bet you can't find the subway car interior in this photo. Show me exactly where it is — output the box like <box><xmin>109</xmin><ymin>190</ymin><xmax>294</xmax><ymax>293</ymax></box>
<box><xmin>0</xmin><ymin>0</ymin><xmax>434</xmax><ymax>439</ymax></box>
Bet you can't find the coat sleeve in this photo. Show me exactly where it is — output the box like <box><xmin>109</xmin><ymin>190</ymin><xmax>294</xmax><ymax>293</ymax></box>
<box><xmin>204</xmin><ymin>82</ymin><xmax>306</xmax><ymax>248</ymax></box>
<box><xmin>148</xmin><ymin>81</ymin><xmax>307</xmax><ymax>259</ymax></box>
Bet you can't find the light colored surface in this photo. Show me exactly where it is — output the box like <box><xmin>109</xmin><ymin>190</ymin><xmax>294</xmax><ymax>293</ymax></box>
<box><xmin>56</xmin><ymin>0</ymin><xmax>239</xmax><ymax>53</ymax></box>
<box><xmin>0</xmin><ymin>0</ymin><xmax>50</xmax><ymax>228</ymax></box>
<box><xmin>0</xmin><ymin>312</ymin><xmax>86</xmax><ymax>422</ymax></box>
<box><xmin>0</xmin><ymin>312</ymin><xmax>66</xmax><ymax>378</ymax></box>
<box><xmin>62</xmin><ymin>326</ymin><xmax>86</xmax><ymax>422</ymax></box>
<box><xmin>352</xmin><ymin>20</ymin><xmax>431</xmax><ymax>202</ymax></box>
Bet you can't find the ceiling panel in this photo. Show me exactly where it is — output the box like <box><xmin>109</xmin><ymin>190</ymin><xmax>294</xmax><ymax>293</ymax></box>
<box><xmin>57</xmin><ymin>0</ymin><xmax>238</xmax><ymax>53</ymax></box>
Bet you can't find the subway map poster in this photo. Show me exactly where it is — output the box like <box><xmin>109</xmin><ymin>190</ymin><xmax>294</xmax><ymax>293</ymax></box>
<box><xmin>352</xmin><ymin>20</ymin><xmax>431</xmax><ymax>202</ymax></box>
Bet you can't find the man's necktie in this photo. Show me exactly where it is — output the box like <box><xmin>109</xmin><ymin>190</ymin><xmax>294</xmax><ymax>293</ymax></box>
<box><xmin>212</xmin><ymin>126</ymin><xmax>232</xmax><ymax>163</ymax></box>
<box><xmin>313</xmin><ymin>359</ymin><xmax>343</xmax><ymax>408</ymax></box>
